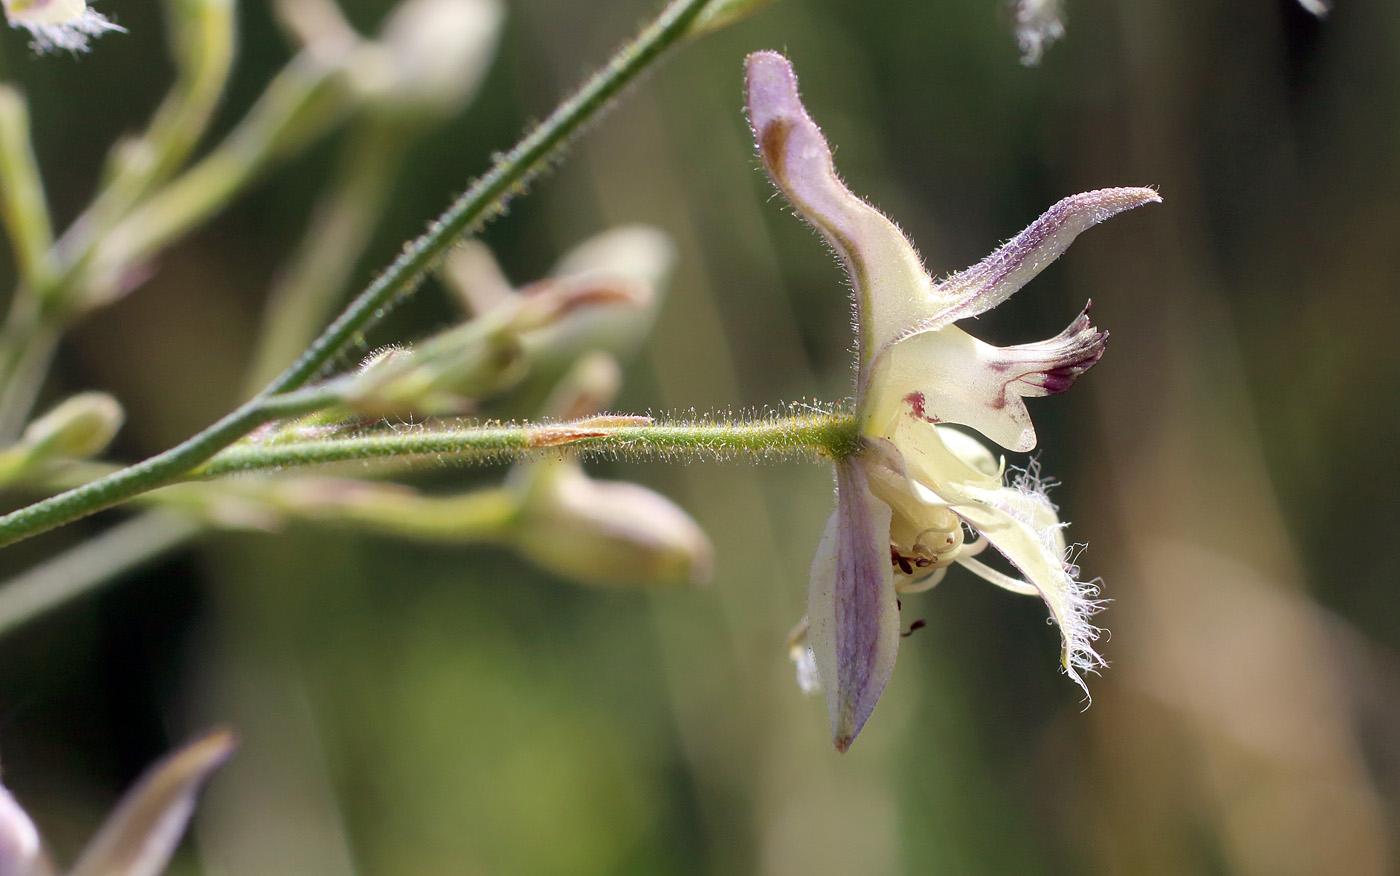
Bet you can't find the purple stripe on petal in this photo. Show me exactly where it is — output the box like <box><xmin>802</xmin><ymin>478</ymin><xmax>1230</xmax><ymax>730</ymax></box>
<box><xmin>928</xmin><ymin>187</ymin><xmax>1161</xmax><ymax>331</ymax></box>
<box><xmin>807</xmin><ymin>458</ymin><xmax>899</xmax><ymax>752</ymax></box>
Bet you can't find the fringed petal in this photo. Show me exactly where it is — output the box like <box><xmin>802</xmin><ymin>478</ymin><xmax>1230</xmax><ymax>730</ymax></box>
<box><xmin>948</xmin><ymin>467</ymin><xmax>1106</xmax><ymax>693</ymax></box>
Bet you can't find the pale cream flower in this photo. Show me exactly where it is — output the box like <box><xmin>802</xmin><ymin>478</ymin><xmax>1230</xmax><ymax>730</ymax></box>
<box><xmin>746</xmin><ymin>50</ymin><xmax>1159</xmax><ymax>751</ymax></box>
<box><xmin>3</xmin><ymin>0</ymin><xmax>124</xmax><ymax>53</ymax></box>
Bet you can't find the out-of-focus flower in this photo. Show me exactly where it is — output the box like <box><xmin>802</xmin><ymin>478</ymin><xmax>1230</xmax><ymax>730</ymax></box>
<box><xmin>2</xmin><ymin>0</ymin><xmax>124</xmax><ymax>53</ymax></box>
<box><xmin>1013</xmin><ymin>0</ymin><xmax>1065</xmax><ymax>65</ymax></box>
<box><xmin>1296</xmin><ymin>0</ymin><xmax>1329</xmax><ymax>16</ymax></box>
<box><xmin>510</xmin><ymin>352</ymin><xmax>714</xmax><ymax>589</ymax></box>
<box><xmin>0</xmin><ymin>730</ymin><xmax>234</xmax><ymax>876</ymax></box>
<box><xmin>0</xmin><ymin>392</ymin><xmax>124</xmax><ymax>486</ymax></box>
<box><xmin>746</xmin><ymin>50</ymin><xmax>1159</xmax><ymax>751</ymax></box>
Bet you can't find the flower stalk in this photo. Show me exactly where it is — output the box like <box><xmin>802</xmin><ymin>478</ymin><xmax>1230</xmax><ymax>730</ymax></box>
<box><xmin>0</xmin><ymin>0</ymin><xmax>731</xmax><ymax>549</ymax></box>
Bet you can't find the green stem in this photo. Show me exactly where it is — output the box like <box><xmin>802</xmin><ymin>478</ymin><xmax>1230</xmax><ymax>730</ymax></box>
<box><xmin>193</xmin><ymin>412</ymin><xmax>863</xmax><ymax>477</ymax></box>
<box><xmin>246</xmin><ymin>113</ymin><xmax>409</xmax><ymax>389</ymax></box>
<box><xmin>262</xmin><ymin>0</ymin><xmax>721</xmax><ymax>397</ymax></box>
<box><xmin>55</xmin><ymin>0</ymin><xmax>237</xmax><ymax>269</ymax></box>
<box><xmin>76</xmin><ymin>52</ymin><xmax>351</xmax><ymax>303</ymax></box>
<box><xmin>0</xmin><ymin>86</ymin><xmax>55</xmax><ymax>293</ymax></box>
<box><xmin>0</xmin><ymin>0</ymin><xmax>722</xmax><ymax>550</ymax></box>
<box><xmin>0</xmin><ymin>385</ymin><xmax>338</xmax><ymax>547</ymax></box>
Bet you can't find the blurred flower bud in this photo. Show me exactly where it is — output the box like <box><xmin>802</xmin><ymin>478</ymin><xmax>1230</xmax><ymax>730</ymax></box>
<box><xmin>354</xmin><ymin>0</ymin><xmax>503</xmax><ymax>120</ymax></box>
<box><xmin>0</xmin><ymin>784</ymin><xmax>41</xmax><ymax>876</ymax></box>
<box><xmin>0</xmin><ymin>391</ymin><xmax>125</xmax><ymax>486</ymax></box>
<box><xmin>1013</xmin><ymin>0</ymin><xmax>1064</xmax><ymax>66</ymax></box>
<box><xmin>20</xmin><ymin>392</ymin><xmax>123</xmax><ymax>461</ymax></box>
<box><xmin>344</xmin><ymin>277</ymin><xmax>642</xmax><ymax>416</ymax></box>
<box><xmin>442</xmin><ymin>226</ymin><xmax>675</xmax><ymax>371</ymax></box>
<box><xmin>3</xmin><ymin>0</ymin><xmax>124</xmax><ymax>53</ymax></box>
<box><xmin>688</xmin><ymin>0</ymin><xmax>780</xmax><ymax>36</ymax></box>
<box><xmin>526</xmin><ymin>225</ymin><xmax>675</xmax><ymax>365</ymax></box>
<box><xmin>164</xmin><ymin>0</ymin><xmax>234</xmax><ymax>78</ymax></box>
<box><xmin>0</xmin><ymin>731</ymin><xmax>232</xmax><ymax>876</ymax></box>
<box><xmin>538</xmin><ymin>352</ymin><xmax>623</xmax><ymax>422</ymax></box>
<box><xmin>66</xmin><ymin>730</ymin><xmax>235</xmax><ymax>876</ymax></box>
<box><xmin>344</xmin><ymin>326</ymin><xmax>525</xmax><ymax>416</ymax></box>
<box><xmin>512</xmin><ymin>462</ymin><xmax>713</xmax><ymax>588</ymax></box>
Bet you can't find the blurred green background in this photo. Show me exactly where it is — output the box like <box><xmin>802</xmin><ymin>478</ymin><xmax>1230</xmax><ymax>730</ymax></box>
<box><xmin>3</xmin><ymin>0</ymin><xmax>1400</xmax><ymax>873</ymax></box>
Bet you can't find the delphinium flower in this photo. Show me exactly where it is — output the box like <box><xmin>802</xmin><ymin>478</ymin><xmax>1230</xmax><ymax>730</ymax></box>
<box><xmin>2</xmin><ymin>0</ymin><xmax>124</xmax><ymax>53</ymax></box>
<box><xmin>746</xmin><ymin>50</ymin><xmax>1159</xmax><ymax>752</ymax></box>
<box><xmin>0</xmin><ymin>730</ymin><xmax>233</xmax><ymax>876</ymax></box>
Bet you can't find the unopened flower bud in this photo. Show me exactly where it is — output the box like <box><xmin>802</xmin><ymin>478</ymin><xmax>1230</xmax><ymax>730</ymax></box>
<box><xmin>357</xmin><ymin>0</ymin><xmax>503</xmax><ymax>120</ymax></box>
<box><xmin>21</xmin><ymin>391</ymin><xmax>123</xmax><ymax>461</ymax></box>
<box><xmin>346</xmin><ymin>278</ymin><xmax>641</xmax><ymax>416</ymax></box>
<box><xmin>539</xmin><ymin>352</ymin><xmax>623</xmax><ymax>422</ymax></box>
<box><xmin>345</xmin><ymin>328</ymin><xmax>525</xmax><ymax>415</ymax></box>
<box><xmin>524</xmin><ymin>225</ymin><xmax>675</xmax><ymax>365</ymax></box>
<box><xmin>513</xmin><ymin>463</ymin><xmax>713</xmax><ymax>588</ymax></box>
<box><xmin>3</xmin><ymin>0</ymin><xmax>124</xmax><ymax>53</ymax></box>
<box><xmin>0</xmin><ymin>784</ymin><xmax>40</xmax><ymax>876</ymax></box>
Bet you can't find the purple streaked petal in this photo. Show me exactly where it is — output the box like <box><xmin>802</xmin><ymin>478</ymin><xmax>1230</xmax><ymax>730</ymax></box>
<box><xmin>745</xmin><ymin>51</ymin><xmax>938</xmax><ymax>381</ymax></box>
<box><xmin>807</xmin><ymin>458</ymin><xmax>899</xmax><ymax>753</ymax></box>
<box><xmin>870</xmin><ymin>305</ymin><xmax>1107</xmax><ymax>452</ymax></box>
<box><xmin>0</xmin><ymin>784</ymin><xmax>41</xmax><ymax>876</ymax></box>
<box><xmin>918</xmin><ymin>187</ymin><xmax>1160</xmax><ymax>334</ymax></box>
<box><xmin>68</xmin><ymin>730</ymin><xmax>237</xmax><ymax>876</ymax></box>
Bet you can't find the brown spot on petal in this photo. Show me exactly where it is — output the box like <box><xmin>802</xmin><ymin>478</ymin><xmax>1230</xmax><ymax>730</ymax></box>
<box><xmin>759</xmin><ymin>118</ymin><xmax>791</xmax><ymax>179</ymax></box>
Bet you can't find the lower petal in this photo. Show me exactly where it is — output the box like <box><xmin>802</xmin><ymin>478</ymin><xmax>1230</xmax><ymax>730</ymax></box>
<box><xmin>807</xmin><ymin>458</ymin><xmax>899</xmax><ymax>752</ymax></box>
<box><xmin>949</xmin><ymin>471</ymin><xmax>1106</xmax><ymax>692</ymax></box>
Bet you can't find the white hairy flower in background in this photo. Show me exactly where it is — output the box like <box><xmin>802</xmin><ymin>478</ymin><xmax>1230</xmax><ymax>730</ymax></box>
<box><xmin>3</xmin><ymin>0</ymin><xmax>124</xmax><ymax>53</ymax></box>
<box><xmin>746</xmin><ymin>50</ymin><xmax>1159</xmax><ymax>752</ymax></box>
<box><xmin>1014</xmin><ymin>0</ymin><xmax>1065</xmax><ymax>66</ymax></box>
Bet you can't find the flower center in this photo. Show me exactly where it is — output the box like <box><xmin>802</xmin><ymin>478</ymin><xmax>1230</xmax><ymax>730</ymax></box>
<box><xmin>889</xmin><ymin>506</ymin><xmax>964</xmax><ymax>584</ymax></box>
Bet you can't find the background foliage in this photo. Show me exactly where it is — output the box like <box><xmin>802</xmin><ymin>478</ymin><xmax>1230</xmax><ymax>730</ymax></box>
<box><xmin>3</xmin><ymin>1</ymin><xmax>1398</xmax><ymax>874</ymax></box>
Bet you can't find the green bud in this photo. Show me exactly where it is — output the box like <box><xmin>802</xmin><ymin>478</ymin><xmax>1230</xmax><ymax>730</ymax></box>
<box><xmin>512</xmin><ymin>461</ymin><xmax>713</xmax><ymax>589</ymax></box>
<box><xmin>21</xmin><ymin>391</ymin><xmax>124</xmax><ymax>461</ymax></box>
<box><xmin>344</xmin><ymin>273</ymin><xmax>643</xmax><ymax>416</ymax></box>
<box><xmin>355</xmin><ymin>0</ymin><xmax>504</xmax><ymax>121</ymax></box>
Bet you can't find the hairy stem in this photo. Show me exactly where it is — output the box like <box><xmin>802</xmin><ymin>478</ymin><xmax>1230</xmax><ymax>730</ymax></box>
<box><xmin>0</xmin><ymin>0</ymin><xmax>724</xmax><ymax>550</ymax></box>
<box><xmin>0</xmin><ymin>386</ymin><xmax>338</xmax><ymax>547</ymax></box>
<box><xmin>263</xmin><ymin>0</ymin><xmax>721</xmax><ymax>396</ymax></box>
<box><xmin>193</xmin><ymin>411</ymin><xmax>863</xmax><ymax>476</ymax></box>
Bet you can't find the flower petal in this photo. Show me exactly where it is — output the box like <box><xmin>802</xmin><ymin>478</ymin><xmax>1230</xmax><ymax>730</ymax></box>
<box><xmin>871</xmin><ymin>304</ymin><xmax>1107</xmax><ymax>451</ymax></box>
<box><xmin>68</xmin><ymin>730</ymin><xmax>237</xmax><ymax>876</ymax></box>
<box><xmin>3</xmin><ymin>0</ymin><xmax>124</xmax><ymax>53</ymax></box>
<box><xmin>745</xmin><ymin>51</ymin><xmax>939</xmax><ymax>376</ymax></box>
<box><xmin>917</xmin><ymin>187</ymin><xmax>1160</xmax><ymax>333</ymax></box>
<box><xmin>807</xmin><ymin>458</ymin><xmax>899</xmax><ymax>752</ymax></box>
<box><xmin>0</xmin><ymin>784</ymin><xmax>42</xmax><ymax>876</ymax></box>
<box><xmin>946</xmin><ymin>469</ymin><xmax>1105</xmax><ymax>692</ymax></box>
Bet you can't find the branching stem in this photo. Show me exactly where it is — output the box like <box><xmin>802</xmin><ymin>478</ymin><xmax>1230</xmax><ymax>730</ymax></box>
<box><xmin>0</xmin><ymin>0</ymin><xmax>723</xmax><ymax>550</ymax></box>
